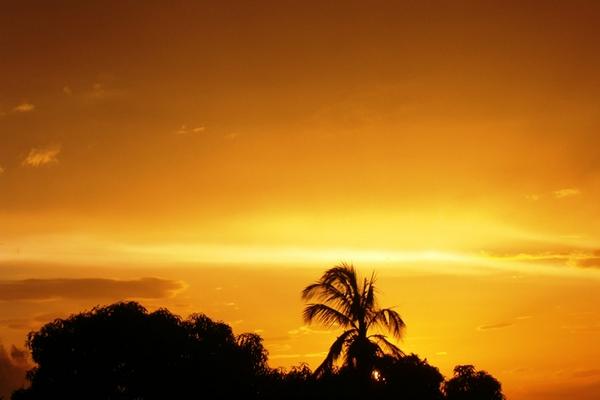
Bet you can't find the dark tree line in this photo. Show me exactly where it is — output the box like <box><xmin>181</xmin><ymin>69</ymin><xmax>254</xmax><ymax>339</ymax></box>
<box><xmin>11</xmin><ymin>265</ymin><xmax>505</xmax><ymax>400</ymax></box>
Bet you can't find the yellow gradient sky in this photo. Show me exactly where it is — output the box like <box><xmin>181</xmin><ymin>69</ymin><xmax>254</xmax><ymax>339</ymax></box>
<box><xmin>1</xmin><ymin>1</ymin><xmax>600</xmax><ymax>399</ymax></box>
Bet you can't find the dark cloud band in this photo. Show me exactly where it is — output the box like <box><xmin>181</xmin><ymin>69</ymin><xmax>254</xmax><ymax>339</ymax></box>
<box><xmin>0</xmin><ymin>277</ymin><xmax>185</xmax><ymax>301</ymax></box>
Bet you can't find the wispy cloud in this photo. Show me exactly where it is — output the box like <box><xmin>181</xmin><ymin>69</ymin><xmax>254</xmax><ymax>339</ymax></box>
<box><xmin>83</xmin><ymin>82</ymin><xmax>124</xmax><ymax>100</ymax></box>
<box><xmin>22</xmin><ymin>144</ymin><xmax>61</xmax><ymax>167</ymax></box>
<box><xmin>12</xmin><ymin>102</ymin><xmax>35</xmax><ymax>113</ymax></box>
<box><xmin>270</xmin><ymin>351</ymin><xmax>328</xmax><ymax>360</ymax></box>
<box><xmin>515</xmin><ymin>315</ymin><xmax>533</xmax><ymax>320</ymax></box>
<box><xmin>89</xmin><ymin>83</ymin><xmax>107</xmax><ymax>99</ymax></box>
<box><xmin>477</xmin><ymin>322</ymin><xmax>514</xmax><ymax>331</ymax></box>
<box><xmin>0</xmin><ymin>318</ymin><xmax>32</xmax><ymax>330</ymax></box>
<box><xmin>478</xmin><ymin>313</ymin><xmax>536</xmax><ymax>332</ymax></box>
<box><xmin>287</xmin><ymin>325</ymin><xmax>332</xmax><ymax>337</ymax></box>
<box><xmin>174</xmin><ymin>125</ymin><xmax>206</xmax><ymax>135</ymax></box>
<box><xmin>553</xmin><ymin>188</ymin><xmax>580</xmax><ymax>199</ymax></box>
<box><xmin>0</xmin><ymin>166</ymin><xmax>4</xmax><ymax>175</ymax></box>
<box><xmin>62</xmin><ymin>86</ymin><xmax>72</xmax><ymax>95</ymax></box>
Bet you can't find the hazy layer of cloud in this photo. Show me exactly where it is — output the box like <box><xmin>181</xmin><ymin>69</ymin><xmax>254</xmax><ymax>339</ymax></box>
<box><xmin>0</xmin><ymin>277</ymin><xmax>185</xmax><ymax>301</ymax></box>
<box><xmin>22</xmin><ymin>145</ymin><xmax>61</xmax><ymax>167</ymax></box>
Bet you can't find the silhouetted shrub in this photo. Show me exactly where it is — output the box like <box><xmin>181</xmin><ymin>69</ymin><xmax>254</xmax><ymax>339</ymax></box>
<box><xmin>444</xmin><ymin>365</ymin><xmax>505</xmax><ymax>400</ymax></box>
<box><xmin>375</xmin><ymin>354</ymin><xmax>445</xmax><ymax>400</ymax></box>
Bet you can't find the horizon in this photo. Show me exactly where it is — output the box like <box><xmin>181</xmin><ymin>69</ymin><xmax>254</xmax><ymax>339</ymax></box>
<box><xmin>2</xmin><ymin>1</ymin><xmax>600</xmax><ymax>399</ymax></box>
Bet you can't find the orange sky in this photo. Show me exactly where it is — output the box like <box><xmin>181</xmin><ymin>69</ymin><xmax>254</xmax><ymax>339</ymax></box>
<box><xmin>1</xmin><ymin>1</ymin><xmax>600</xmax><ymax>399</ymax></box>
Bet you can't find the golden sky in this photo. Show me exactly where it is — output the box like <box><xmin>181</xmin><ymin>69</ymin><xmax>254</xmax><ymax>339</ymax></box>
<box><xmin>1</xmin><ymin>1</ymin><xmax>600</xmax><ymax>399</ymax></box>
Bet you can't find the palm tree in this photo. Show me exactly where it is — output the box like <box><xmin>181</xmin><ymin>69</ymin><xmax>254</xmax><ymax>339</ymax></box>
<box><xmin>302</xmin><ymin>263</ymin><xmax>406</xmax><ymax>378</ymax></box>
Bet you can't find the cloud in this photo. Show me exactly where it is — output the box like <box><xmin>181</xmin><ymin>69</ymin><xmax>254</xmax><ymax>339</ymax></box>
<box><xmin>12</xmin><ymin>102</ymin><xmax>35</xmax><ymax>113</ymax></box>
<box><xmin>174</xmin><ymin>125</ymin><xmax>206</xmax><ymax>135</ymax></box>
<box><xmin>0</xmin><ymin>166</ymin><xmax>4</xmax><ymax>174</ymax></box>
<box><xmin>0</xmin><ymin>318</ymin><xmax>33</xmax><ymax>330</ymax></box>
<box><xmin>0</xmin><ymin>277</ymin><xmax>185</xmax><ymax>302</ymax></box>
<box><xmin>572</xmin><ymin>369</ymin><xmax>600</xmax><ymax>378</ymax></box>
<box><xmin>0</xmin><ymin>343</ymin><xmax>28</xmax><ymax>399</ymax></box>
<box><xmin>304</xmin><ymin>351</ymin><xmax>328</xmax><ymax>358</ymax></box>
<box><xmin>477</xmin><ymin>322</ymin><xmax>514</xmax><ymax>331</ymax></box>
<box><xmin>22</xmin><ymin>144</ymin><xmax>61</xmax><ymax>167</ymax></box>
<box><xmin>484</xmin><ymin>249</ymin><xmax>600</xmax><ymax>270</ymax></box>
<box><xmin>269</xmin><ymin>353</ymin><xmax>301</xmax><ymax>359</ymax></box>
<box><xmin>9</xmin><ymin>346</ymin><xmax>27</xmax><ymax>366</ymax></box>
<box><xmin>576</xmin><ymin>256</ymin><xmax>600</xmax><ymax>268</ymax></box>
<box><xmin>270</xmin><ymin>351</ymin><xmax>328</xmax><ymax>360</ymax></box>
<box><xmin>89</xmin><ymin>83</ymin><xmax>107</xmax><ymax>98</ymax></box>
<box><xmin>82</xmin><ymin>82</ymin><xmax>124</xmax><ymax>100</ymax></box>
<box><xmin>561</xmin><ymin>323</ymin><xmax>600</xmax><ymax>333</ymax></box>
<box><xmin>525</xmin><ymin>194</ymin><xmax>541</xmax><ymax>201</ymax></box>
<box><xmin>62</xmin><ymin>86</ymin><xmax>72</xmax><ymax>95</ymax></box>
<box><xmin>515</xmin><ymin>315</ymin><xmax>533</xmax><ymax>320</ymax></box>
<box><xmin>553</xmin><ymin>188</ymin><xmax>580</xmax><ymax>199</ymax></box>
<box><xmin>287</xmin><ymin>325</ymin><xmax>332</xmax><ymax>337</ymax></box>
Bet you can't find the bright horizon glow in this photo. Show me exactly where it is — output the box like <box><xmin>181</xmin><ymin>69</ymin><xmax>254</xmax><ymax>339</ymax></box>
<box><xmin>3</xmin><ymin>234</ymin><xmax>600</xmax><ymax>281</ymax></box>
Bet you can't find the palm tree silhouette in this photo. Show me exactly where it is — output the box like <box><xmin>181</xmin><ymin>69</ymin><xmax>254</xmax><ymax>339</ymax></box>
<box><xmin>302</xmin><ymin>263</ymin><xmax>405</xmax><ymax>378</ymax></box>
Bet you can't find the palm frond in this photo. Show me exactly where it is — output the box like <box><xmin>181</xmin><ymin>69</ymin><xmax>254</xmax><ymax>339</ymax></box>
<box><xmin>314</xmin><ymin>329</ymin><xmax>357</xmax><ymax>377</ymax></box>
<box><xmin>301</xmin><ymin>282</ymin><xmax>353</xmax><ymax>315</ymax></box>
<box><xmin>363</xmin><ymin>272</ymin><xmax>377</xmax><ymax>311</ymax></box>
<box><xmin>321</xmin><ymin>263</ymin><xmax>359</xmax><ymax>300</ymax></box>
<box><xmin>367</xmin><ymin>308</ymin><xmax>405</xmax><ymax>339</ymax></box>
<box><xmin>303</xmin><ymin>303</ymin><xmax>354</xmax><ymax>328</ymax></box>
<box><xmin>369</xmin><ymin>334</ymin><xmax>404</xmax><ymax>358</ymax></box>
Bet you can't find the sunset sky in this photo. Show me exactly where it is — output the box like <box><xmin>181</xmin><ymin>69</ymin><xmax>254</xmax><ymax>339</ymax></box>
<box><xmin>1</xmin><ymin>1</ymin><xmax>600</xmax><ymax>399</ymax></box>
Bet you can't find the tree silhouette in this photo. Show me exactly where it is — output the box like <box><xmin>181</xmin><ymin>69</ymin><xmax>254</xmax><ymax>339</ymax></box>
<box><xmin>12</xmin><ymin>302</ymin><xmax>270</xmax><ymax>400</ymax></box>
<box><xmin>301</xmin><ymin>263</ymin><xmax>405</xmax><ymax>379</ymax></box>
<box><xmin>444</xmin><ymin>365</ymin><xmax>505</xmax><ymax>400</ymax></box>
<box><xmin>375</xmin><ymin>354</ymin><xmax>444</xmax><ymax>400</ymax></box>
